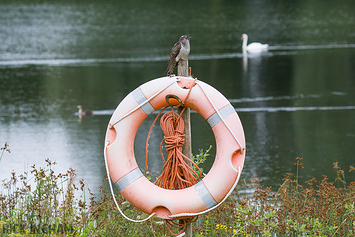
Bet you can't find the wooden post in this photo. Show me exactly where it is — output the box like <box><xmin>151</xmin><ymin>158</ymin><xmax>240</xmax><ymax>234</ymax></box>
<box><xmin>177</xmin><ymin>59</ymin><xmax>193</xmax><ymax>237</ymax></box>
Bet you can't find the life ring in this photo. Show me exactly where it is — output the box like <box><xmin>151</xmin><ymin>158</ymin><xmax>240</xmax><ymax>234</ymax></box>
<box><xmin>104</xmin><ymin>76</ymin><xmax>245</xmax><ymax>220</ymax></box>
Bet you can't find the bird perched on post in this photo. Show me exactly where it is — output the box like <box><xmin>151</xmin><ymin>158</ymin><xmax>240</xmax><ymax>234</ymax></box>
<box><xmin>165</xmin><ymin>35</ymin><xmax>191</xmax><ymax>76</ymax></box>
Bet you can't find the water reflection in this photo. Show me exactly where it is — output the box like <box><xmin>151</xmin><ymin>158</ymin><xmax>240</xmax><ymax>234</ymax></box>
<box><xmin>241</xmin><ymin>50</ymin><xmax>270</xmax><ymax>177</ymax></box>
<box><xmin>243</xmin><ymin>52</ymin><xmax>248</xmax><ymax>73</ymax></box>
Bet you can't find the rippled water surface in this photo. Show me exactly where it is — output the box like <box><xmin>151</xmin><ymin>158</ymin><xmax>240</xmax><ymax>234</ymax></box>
<box><xmin>1</xmin><ymin>0</ymin><xmax>355</xmax><ymax>193</ymax></box>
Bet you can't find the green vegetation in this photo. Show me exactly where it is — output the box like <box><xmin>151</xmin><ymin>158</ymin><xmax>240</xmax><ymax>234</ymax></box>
<box><xmin>191</xmin><ymin>145</ymin><xmax>212</xmax><ymax>178</ymax></box>
<box><xmin>1</xmin><ymin>143</ymin><xmax>354</xmax><ymax>236</ymax></box>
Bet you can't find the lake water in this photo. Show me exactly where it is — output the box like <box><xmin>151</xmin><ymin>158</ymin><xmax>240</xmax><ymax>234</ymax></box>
<box><xmin>1</xmin><ymin>0</ymin><xmax>355</xmax><ymax>194</ymax></box>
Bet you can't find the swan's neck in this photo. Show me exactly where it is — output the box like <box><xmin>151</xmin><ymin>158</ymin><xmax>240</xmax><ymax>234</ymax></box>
<box><xmin>242</xmin><ymin>36</ymin><xmax>248</xmax><ymax>50</ymax></box>
<box><xmin>78</xmin><ymin>108</ymin><xmax>82</xmax><ymax>115</ymax></box>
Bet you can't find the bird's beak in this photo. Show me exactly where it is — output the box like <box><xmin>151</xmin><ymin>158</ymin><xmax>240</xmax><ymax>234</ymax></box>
<box><xmin>241</xmin><ymin>36</ymin><xmax>244</xmax><ymax>40</ymax></box>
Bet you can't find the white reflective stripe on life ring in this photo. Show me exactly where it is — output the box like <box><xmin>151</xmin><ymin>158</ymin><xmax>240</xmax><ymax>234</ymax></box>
<box><xmin>115</xmin><ymin>167</ymin><xmax>143</xmax><ymax>192</ymax></box>
<box><xmin>194</xmin><ymin>181</ymin><xmax>218</xmax><ymax>208</ymax></box>
<box><xmin>132</xmin><ymin>87</ymin><xmax>155</xmax><ymax>116</ymax></box>
<box><xmin>207</xmin><ymin>104</ymin><xmax>235</xmax><ymax>128</ymax></box>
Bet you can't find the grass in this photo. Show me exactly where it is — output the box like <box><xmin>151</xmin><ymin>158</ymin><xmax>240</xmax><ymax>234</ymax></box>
<box><xmin>1</xmin><ymin>143</ymin><xmax>355</xmax><ymax>236</ymax></box>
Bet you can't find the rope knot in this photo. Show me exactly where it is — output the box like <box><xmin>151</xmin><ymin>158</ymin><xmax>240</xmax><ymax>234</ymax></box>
<box><xmin>164</xmin><ymin>133</ymin><xmax>185</xmax><ymax>149</ymax></box>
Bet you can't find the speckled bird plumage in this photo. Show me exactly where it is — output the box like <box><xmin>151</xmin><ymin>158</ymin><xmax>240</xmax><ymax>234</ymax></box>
<box><xmin>165</xmin><ymin>35</ymin><xmax>191</xmax><ymax>76</ymax></box>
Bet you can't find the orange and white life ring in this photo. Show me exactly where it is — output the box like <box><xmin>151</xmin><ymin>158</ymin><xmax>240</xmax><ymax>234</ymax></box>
<box><xmin>104</xmin><ymin>76</ymin><xmax>245</xmax><ymax>220</ymax></box>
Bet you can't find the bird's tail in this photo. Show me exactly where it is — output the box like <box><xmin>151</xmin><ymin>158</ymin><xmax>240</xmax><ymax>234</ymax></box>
<box><xmin>165</xmin><ymin>59</ymin><xmax>177</xmax><ymax>76</ymax></box>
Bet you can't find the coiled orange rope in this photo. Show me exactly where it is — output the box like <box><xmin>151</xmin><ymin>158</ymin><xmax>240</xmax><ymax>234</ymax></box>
<box><xmin>144</xmin><ymin>107</ymin><xmax>202</xmax><ymax>236</ymax></box>
<box><xmin>155</xmin><ymin>110</ymin><xmax>201</xmax><ymax>189</ymax></box>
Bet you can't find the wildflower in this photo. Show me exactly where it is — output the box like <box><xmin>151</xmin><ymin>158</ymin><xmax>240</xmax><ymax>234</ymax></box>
<box><xmin>293</xmin><ymin>157</ymin><xmax>304</xmax><ymax>168</ymax></box>
<box><xmin>0</xmin><ymin>142</ymin><xmax>10</xmax><ymax>161</ymax></box>
<box><xmin>0</xmin><ymin>142</ymin><xmax>10</xmax><ymax>153</ymax></box>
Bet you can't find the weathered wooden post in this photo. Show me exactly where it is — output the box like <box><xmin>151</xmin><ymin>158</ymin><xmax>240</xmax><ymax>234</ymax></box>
<box><xmin>177</xmin><ymin>59</ymin><xmax>193</xmax><ymax>237</ymax></box>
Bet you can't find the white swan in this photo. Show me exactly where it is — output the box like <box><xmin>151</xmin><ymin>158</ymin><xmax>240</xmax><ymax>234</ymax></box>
<box><xmin>241</xmin><ymin>34</ymin><xmax>269</xmax><ymax>53</ymax></box>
